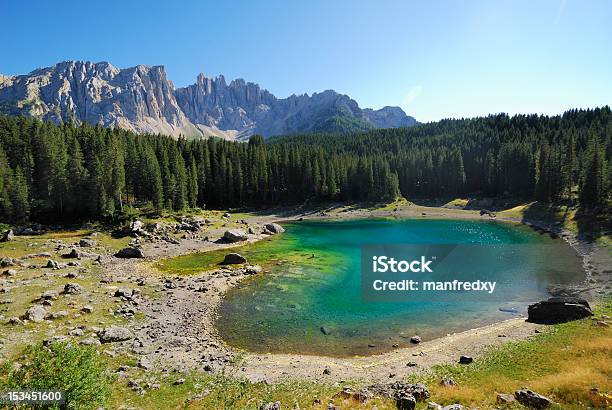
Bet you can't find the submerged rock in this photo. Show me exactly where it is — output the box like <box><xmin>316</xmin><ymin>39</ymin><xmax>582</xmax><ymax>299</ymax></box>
<box><xmin>527</xmin><ymin>297</ymin><xmax>593</xmax><ymax>324</ymax></box>
<box><xmin>320</xmin><ymin>326</ymin><xmax>332</xmax><ymax>335</ymax></box>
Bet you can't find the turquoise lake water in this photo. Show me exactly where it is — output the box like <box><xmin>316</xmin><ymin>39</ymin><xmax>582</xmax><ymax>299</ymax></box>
<box><xmin>216</xmin><ymin>219</ymin><xmax>585</xmax><ymax>357</ymax></box>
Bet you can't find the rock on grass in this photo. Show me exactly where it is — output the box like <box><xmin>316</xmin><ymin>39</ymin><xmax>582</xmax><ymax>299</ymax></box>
<box><xmin>23</xmin><ymin>305</ymin><xmax>47</xmax><ymax>322</ymax></box>
<box><xmin>223</xmin><ymin>230</ymin><xmax>248</xmax><ymax>243</ymax></box>
<box><xmin>115</xmin><ymin>247</ymin><xmax>145</xmax><ymax>258</ymax></box>
<box><xmin>98</xmin><ymin>326</ymin><xmax>133</xmax><ymax>343</ymax></box>
<box><xmin>222</xmin><ymin>253</ymin><xmax>247</xmax><ymax>264</ymax></box>
<box><xmin>514</xmin><ymin>389</ymin><xmax>553</xmax><ymax>408</ymax></box>
<box><xmin>527</xmin><ymin>297</ymin><xmax>593</xmax><ymax>324</ymax></box>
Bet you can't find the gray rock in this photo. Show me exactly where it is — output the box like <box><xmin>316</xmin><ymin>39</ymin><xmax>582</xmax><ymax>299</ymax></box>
<box><xmin>527</xmin><ymin>297</ymin><xmax>593</xmax><ymax>324</ymax></box>
<box><xmin>260</xmin><ymin>402</ymin><xmax>280</xmax><ymax>410</ymax></box>
<box><xmin>45</xmin><ymin>260</ymin><xmax>59</xmax><ymax>269</ymax></box>
<box><xmin>46</xmin><ymin>310</ymin><xmax>69</xmax><ymax>320</ymax></box>
<box><xmin>441</xmin><ymin>405</ymin><xmax>464</xmax><ymax>410</ymax></box>
<box><xmin>396</xmin><ymin>394</ymin><xmax>416</xmax><ymax>410</ymax></box>
<box><xmin>0</xmin><ymin>257</ymin><xmax>16</xmax><ymax>267</ymax></box>
<box><xmin>129</xmin><ymin>220</ymin><xmax>145</xmax><ymax>234</ymax></box>
<box><xmin>62</xmin><ymin>248</ymin><xmax>80</xmax><ymax>258</ymax></box>
<box><xmin>223</xmin><ymin>230</ymin><xmax>248</xmax><ymax>243</ymax></box>
<box><xmin>63</xmin><ymin>283</ymin><xmax>84</xmax><ymax>294</ymax></box>
<box><xmin>496</xmin><ymin>393</ymin><xmax>515</xmax><ymax>404</ymax></box>
<box><xmin>23</xmin><ymin>305</ymin><xmax>47</xmax><ymax>322</ymax></box>
<box><xmin>333</xmin><ymin>387</ymin><xmax>371</xmax><ymax>403</ymax></box>
<box><xmin>439</xmin><ymin>378</ymin><xmax>456</xmax><ymax>387</ymax></box>
<box><xmin>81</xmin><ymin>305</ymin><xmax>94</xmax><ymax>313</ymax></box>
<box><xmin>263</xmin><ymin>223</ymin><xmax>285</xmax><ymax>234</ymax></box>
<box><xmin>98</xmin><ymin>326</ymin><xmax>133</xmax><ymax>343</ymax></box>
<box><xmin>115</xmin><ymin>247</ymin><xmax>145</xmax><ymax>258</ymax></box>
<box><xmin>41</xmin><ymin>290</ymin><xmax>59</xmax><ymax>300</ymax></box>
<box><xmin>79</xmin><ymin>238</ymin><xmax>95</xmax><ymax>247</ymax></box>
<box><xmin>137</xmin><ymin>356</ymin><xmax>153</xmax><ymax>370</ymax></box>
<box><xmin>2</xmin><ymin>269</ymin><xmax>17</xmax><ymax>276</ymax></box>
<box><xmin>222</xmin><ymin>253</ymin><xmax>247</xmax><ymax>264</ymax></box>
<box><xmin>1</xmin><ymin>229</ymin><xmax>14</xmax><ymax>242</ymax></box>
<box><xmin>114</xmin><ymin>288</ymin><xmax>134</xmax><ymax>299</ymax></box>
<box><xmin>320</xmin><ymin>326</ymin><xmax>332</xmax><ymax>335</ymax></box>
<box><xmin>514</xmin><ymin>389</ymin><xmax>553</xmax><ymax>409</ymax></box>
<box><xmin>410</xmin><ymin>335</ymin><xmax>422</xmax><ymax>344</ymax></box>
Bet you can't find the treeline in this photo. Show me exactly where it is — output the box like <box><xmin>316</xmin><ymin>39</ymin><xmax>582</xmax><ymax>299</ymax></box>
<box><xmin>0</xmin><ymin>107</ymin><xmax>610</xmax><ymax>223</ymax></box>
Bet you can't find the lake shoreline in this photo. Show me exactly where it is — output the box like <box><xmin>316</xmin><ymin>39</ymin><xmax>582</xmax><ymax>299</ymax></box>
<box><xmin>115</xmin><ymin>203</ymin><xmax>609</xmax><ymax>383</ymax></box>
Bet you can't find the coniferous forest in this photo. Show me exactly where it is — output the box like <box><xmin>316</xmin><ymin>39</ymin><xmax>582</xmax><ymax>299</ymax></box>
<box><xmin>0</xmin><ymin>107</ymin><xmax>609</xmax><ymax>224</ymax></box>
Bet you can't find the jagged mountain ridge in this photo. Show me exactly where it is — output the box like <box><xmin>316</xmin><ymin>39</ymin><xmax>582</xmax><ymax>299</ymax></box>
<box><xmin>0</xmin><ymin>60</ymin><xmax>417</xmax><ymax>139</ymax></box>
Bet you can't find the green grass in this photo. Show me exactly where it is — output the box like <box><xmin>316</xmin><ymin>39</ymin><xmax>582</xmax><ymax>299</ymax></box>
<box><xmin>0</xmin><ymin>342</ymin><xmax>113</xmax><ymax>409</ymax></box>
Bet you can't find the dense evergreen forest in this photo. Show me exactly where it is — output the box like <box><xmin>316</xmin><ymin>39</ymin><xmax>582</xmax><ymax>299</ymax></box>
<box><xmin>0</xmin><ymin>107</ymin><xmax>610</xmax><ymax>223</ymax></box>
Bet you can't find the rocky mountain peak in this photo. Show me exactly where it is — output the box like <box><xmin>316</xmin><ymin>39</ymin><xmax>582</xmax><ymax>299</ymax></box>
<box><xmin>0</xmin><ymin>60</ymin><xmax>418</xmax><ymax>140</ymax></box>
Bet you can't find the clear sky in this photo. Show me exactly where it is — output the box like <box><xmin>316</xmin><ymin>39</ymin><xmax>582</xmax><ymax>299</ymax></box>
<box><xmin>1</xmin><ymin>0</ymin><xmax>610</xmax><ymax>122</ymax></box>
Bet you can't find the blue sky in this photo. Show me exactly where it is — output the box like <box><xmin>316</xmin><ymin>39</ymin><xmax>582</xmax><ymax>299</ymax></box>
<box><xmin>1</xmin><ymin>0</ymin><xmax>610</xmax><ymax>122</ymax></box>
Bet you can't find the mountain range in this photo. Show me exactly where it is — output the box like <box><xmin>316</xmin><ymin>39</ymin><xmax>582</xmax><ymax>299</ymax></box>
<box><xmin>0</xmin><ymin>61</ymin><xmax>417</xmax><ymax>140</ymax></box>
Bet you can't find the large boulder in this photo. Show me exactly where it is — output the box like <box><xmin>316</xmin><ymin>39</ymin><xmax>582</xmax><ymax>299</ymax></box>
<box><xmin>115</xmin><ymin>247</ymin><xmax>145</xmax><ymax>258</ymax></box>
<box><xmin>98</xmin><ymin>326</ymin><xmax>133</xmax><ymax>343</ymax></box>
<box><xmin>527</xmin><ymin>297</ymin><xmax>593</xmax><ymax>324</ymax></box>
<box><xmin>263</xmin><ymin>223</ymin><xmax>285</xmax><ymax>234</ymax></box>
<box><xmin>223</xmin><ymin>230</ymin><xmax>248</xmax><ymax>243</ymax></box>
<box><xmin>23</xmin><ymin>305</ymin><xmax>47</xmax><ymax>322</ymax></box>
<box><xmin>514</xmin><ymin>389</ymin><xmax>553</xmax><ymax>408</ymax></box>
<box><xmin>1</xmin><ymin>229</ymin><xmax>14</xmax><ymax>242</ymax></box>
<box><xmin>222</xmin><ymin>253</ymin><xmax>247</xmax><ymax>264</ymax></box>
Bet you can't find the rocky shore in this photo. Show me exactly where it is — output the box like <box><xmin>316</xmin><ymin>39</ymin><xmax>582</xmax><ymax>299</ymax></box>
<box><xmin>1</xmin><ymin>204</ymin><xmax>609</xmax><ymax>393</ymax></box>
<box><xmin>97</xmin><ymin>206</ymin><xmax>610</xmax><ymax>384</ymax></box>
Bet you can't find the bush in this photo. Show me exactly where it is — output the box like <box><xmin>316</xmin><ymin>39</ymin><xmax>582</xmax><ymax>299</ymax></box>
<box><xmin>0</xmin><ymin>342</ymin><xmax>112</xmax><ymax>409</ymax></box>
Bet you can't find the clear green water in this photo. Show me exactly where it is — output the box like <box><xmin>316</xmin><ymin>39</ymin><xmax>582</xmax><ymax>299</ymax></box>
<box><xmin>164</xmin><ymin>218</ymin><xmax>586</xmax><ymax>357</ymax></box>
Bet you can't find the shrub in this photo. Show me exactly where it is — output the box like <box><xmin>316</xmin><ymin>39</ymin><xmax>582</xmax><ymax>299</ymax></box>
<box><xmin>1</xmin><ymin>341</ymin><xmax>112</xmax><ymax>409</ymax></box>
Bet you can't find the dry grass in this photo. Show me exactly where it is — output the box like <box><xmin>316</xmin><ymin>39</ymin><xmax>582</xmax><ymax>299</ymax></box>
<box><xmin>423</xmin><ymin>301</ymin><xmax>612</xmax><ymax>409</ymax></box>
